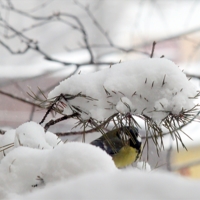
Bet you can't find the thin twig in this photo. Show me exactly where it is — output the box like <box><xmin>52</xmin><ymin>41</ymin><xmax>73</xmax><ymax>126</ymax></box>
<box><xmin>150</xmin><ymin>41</ymin><xmax>156</xmax><ymax>58</ymax></box>
<box><xmin>44</xmin><ymin>113</ymin><xmax>79</xmax><ymax>132</ymax></box>
<box><xmin>0</xmin><ymin>90</ymin><xmax>42</xmax><ymax>108</ymax></box>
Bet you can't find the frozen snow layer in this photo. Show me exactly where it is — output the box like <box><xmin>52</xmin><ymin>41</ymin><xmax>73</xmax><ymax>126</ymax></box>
<box><xmin>48</xmin><ymin>58</ymin><xmax>198</xmax><ymax>121</ymax></box>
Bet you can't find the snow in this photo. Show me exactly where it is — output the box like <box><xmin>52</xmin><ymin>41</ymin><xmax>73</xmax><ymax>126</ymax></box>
<box><xmin>0</xmin><ymin>121</ymin><xmax>117</xmax><ymax>199</ymax></box>
<box><xmin>0</xmin><ymin>143</ymin><xmax>117</xmax><ymax>196</ymax></box>
<box><xmin>0</xmin><ymin>114</ymin><xmax>200</xmax><ymax>199</ymax></box>
<box><xmin>137</xmin><ymin>161</ymin><xmax>151</xmax><ymax>172</ymax></box>
<box><xmin>48</xmin><ymin>58</ymin><xmax>198</xmax><ymax>122</ymax></box>
<box><xmin>0</xmin><ymin>121</ymin><xmax>63</xmax><ymax>160</ymax></box>
<box><xmin>1</xmin><ymin>58</ymin><xmax>200</xmax><ymax>199</ymax></box>
<box><xmin>0</xmin><ymin>1</ymin><xmax>200</xmax><ymax>198</ymax></box>
<box><xmin>0</xmin><ymin>129</ymin><xmax>15</xmax><ymax>160</ymax></box>
<box><xmin>0</xmin><ymin>147</ymin><xmax>49</xmax><ymax>195</ymax></box>
<box><xmin>7</xmin><ymin>170</ymin><xmax>200</xmax><ymax>200</ymax></box>
<box><xmin>40</xmin><ymin>142</ymin><xmax>117</xmax><ymax>184</ymax></box>
<box><xmin>15</xmin><ymin>121</ymin><xmax>52</xmax><ymax>149</ymax></box>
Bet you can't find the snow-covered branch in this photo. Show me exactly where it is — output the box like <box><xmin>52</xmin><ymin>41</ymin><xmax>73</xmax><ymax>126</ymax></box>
<box><xmin>38</xmin><ymin>58</ymin><xmax>200</xmax><ymax>153</ymax></box>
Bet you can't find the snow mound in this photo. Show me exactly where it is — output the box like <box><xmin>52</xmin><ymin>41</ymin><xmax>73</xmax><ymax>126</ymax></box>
<box><xmin>0</xmin><ymin>147</ymin><xmax>49</xmax><ymax>194</ymax></box>
<box><xmin>48</xmin><ymin>58</ymin><xmax>197</xmax><ymax>121</ymax></box>
<box><xmin>0</xmin><ymin>141</ymin><xmax>117</xmax><ymax>197</ymax></box>
<box><xmin>10</xmin><ymin>170</ymin><xmax>200</xmax><ymax>200</ymax></box>
<box><xmin>40</xmin><ymin>142</ymin><xmax>117</xmax><ymax>183</ymax></box>
<box><xmin>14</xmin><ymin>121</ymin><xmax>52</xmax><ymax>149</ymax></box>
<box><xmin>0</xmin><ymin>121</ymin><xmax>63</xmax><ymax>161</ymax></box>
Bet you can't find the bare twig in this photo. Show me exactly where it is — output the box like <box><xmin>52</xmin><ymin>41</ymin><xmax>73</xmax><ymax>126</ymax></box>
<box><xmin>44</xmin><ymin>113</ymin><xmax>79</xmax><ymax>132</ymax></box>
<box><xmin>0</xmin><ymin>90</ymin><xmax>42</xmax><ymax>108</ymax></box>
<box><xmin>29</xmin><ymin>0</ymin><xmax>55</xmax><ymax>13</ymax></box>
<box><xmin>150</xmin><ymin>41</ymin><xmax>156</xmax><ymax>58</ymax></box>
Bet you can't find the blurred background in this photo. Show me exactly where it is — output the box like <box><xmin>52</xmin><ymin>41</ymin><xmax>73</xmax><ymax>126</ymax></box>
<box><xmin>1</xmin><ymin>0</ymin><xmax>200</xmax><ymax>178</ymax></box>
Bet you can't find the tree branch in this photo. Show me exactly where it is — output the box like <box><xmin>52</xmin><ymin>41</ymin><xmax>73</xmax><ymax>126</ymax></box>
<box><xmin>0</xmin><ymin>90</ymin><xmax>42</xmax><ymax>108</ymax></box>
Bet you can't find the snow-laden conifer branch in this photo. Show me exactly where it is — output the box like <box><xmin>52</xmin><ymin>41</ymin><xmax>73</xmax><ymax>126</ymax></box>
<box><xmin>37</xmin><ymin>58</ymin><xmax>200</xmax><ymax>153</ymax></box>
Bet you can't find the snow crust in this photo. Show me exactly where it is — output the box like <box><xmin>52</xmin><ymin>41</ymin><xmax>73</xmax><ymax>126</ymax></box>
<box><xmin>48</xmin><ymin>58</ymin><xmax>197</xmax><ymax>122</ymax></box>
